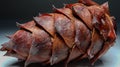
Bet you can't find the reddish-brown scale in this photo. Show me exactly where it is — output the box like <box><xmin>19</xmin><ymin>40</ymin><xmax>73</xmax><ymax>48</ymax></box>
<box><xmin>33</xmin><ymin>14</ymin><xmax>55</xmax><ymax>37</ymax></box>
<box><xmin>50</xmin><ymin>35</ymin><xmax>69</xmax><ymax>65</ymax></box>
<box><xmin>73</xmin><ymin>3</ymin><xmax>93</xmax><ymax>30</ymax></box>
<box><xmin>54</xmin><ymin>13</ymin><xmax>75</xmax><ymax>48</ymax></box>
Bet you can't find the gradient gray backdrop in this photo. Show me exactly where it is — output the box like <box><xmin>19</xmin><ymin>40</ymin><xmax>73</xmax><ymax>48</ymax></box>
<box><xmin>0</xmin><ymin>0</ymin><xmax>120</xmax><ymax>67</ymax></box>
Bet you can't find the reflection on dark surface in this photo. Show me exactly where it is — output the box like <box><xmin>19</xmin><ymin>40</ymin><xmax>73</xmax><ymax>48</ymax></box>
<box><xmin>9</xmin><ymin>59</ymin><xmax>103</xmax><ymax>67</ymax></box>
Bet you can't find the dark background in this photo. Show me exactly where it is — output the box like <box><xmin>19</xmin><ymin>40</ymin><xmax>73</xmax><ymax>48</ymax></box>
<box><xmin>0</xmin><ymin>0</ymin><xmax>119</xmax><ymax>32</ymax></box>
<box><xmin>0</xmin><ymin>0</ymin><xmax>120</xmax><ymax>67</ymax></box>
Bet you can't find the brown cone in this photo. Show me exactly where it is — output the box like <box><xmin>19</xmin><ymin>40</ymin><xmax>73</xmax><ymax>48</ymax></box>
<box><xmin>0</xmin><ymin>0</ymin><xmax>116</xmax><ymax>67</ymax></box>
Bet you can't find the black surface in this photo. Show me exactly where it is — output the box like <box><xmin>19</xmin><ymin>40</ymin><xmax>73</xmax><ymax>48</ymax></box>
<box><xmin>9</xmin><ymin>59</ymin><xmax>103</xmax><ymax>67</ymax></box>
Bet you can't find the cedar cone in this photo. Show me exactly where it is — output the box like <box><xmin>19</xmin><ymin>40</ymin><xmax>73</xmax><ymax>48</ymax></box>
<box><xmin>0</xmin><ymin>0</ymin><xmax>116</xmax><ymax>67</ymax></box>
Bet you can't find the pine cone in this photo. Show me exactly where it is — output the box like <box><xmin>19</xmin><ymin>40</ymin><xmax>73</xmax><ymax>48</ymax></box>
<box><xmin>0</xmin><ymin>0</ymin><xmax>116</xmax><ymax>67</ymax></box>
